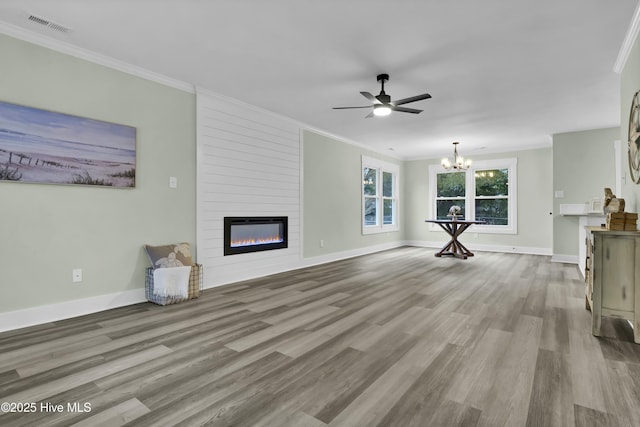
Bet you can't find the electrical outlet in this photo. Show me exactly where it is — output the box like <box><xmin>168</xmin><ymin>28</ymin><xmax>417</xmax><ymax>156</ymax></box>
<box><xmin>72</xmin><ymin>269</ymin><xmax>82</xmax><ymax>283</ymax></box>
<box><xmin>169</xmin><ymin>176</ymin><xmax>177</xmax><ymax>188</ymax></box>
<box><xmin>320</xmin><ymin>239</ymin><xmax>324</xmax><ymax>248</ymax></box>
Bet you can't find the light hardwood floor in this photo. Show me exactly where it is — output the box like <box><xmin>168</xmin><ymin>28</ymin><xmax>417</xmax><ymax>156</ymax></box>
<box><xmin>1</xmin><ymin>247</ymin><xmax>640</xmax><ymax>426</ymax></box>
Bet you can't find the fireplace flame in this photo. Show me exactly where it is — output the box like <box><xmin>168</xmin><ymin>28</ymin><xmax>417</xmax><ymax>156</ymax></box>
<box><xmin>230</xmin><ymin>235</ymin><xmax>283</xmax><ymax>248</ymax></box>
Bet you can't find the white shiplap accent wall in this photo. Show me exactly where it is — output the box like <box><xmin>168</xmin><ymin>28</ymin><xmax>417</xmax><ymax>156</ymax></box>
<box><xmin>196</xmin><ymin>90</ymin><xmax>302</xmax><ymax>287</ymax></box>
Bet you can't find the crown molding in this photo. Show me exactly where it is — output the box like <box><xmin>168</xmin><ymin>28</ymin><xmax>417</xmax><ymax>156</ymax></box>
<box><xmin>614</xmin><ymin>1</ymin><xmax>640</xmax><ymax>74</ymax></box>
<box><xmin>0</xmin><ymin>20</ymin><xmax>195</xmax><ymax>93</ymax></box>
<box><xmin>195</xmin><ymin>86</ymin><xmax>405</xmax><ymax>161</ymax></box>
<box><xmin>301</xmin><ymin>127</ymin><xmax>405</xmax><ymax>161</ymax></box>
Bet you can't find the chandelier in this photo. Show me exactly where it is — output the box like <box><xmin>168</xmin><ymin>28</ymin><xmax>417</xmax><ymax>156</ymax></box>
<box><xmin>441</xmin><ymin>142</ymin><xmax>471</xmax><ymax>170</ymax></box>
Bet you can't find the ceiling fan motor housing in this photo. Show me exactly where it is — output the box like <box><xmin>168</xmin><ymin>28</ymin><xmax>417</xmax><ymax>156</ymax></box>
<box><xmin>377</xmin><ymin>94</ymin><xmax>391</xmax><ymax>104</ymax></box>
<box><xmin>376</xmin><ymin>74</ymin><xmax>390</xmax><ymax>103</ymax></box>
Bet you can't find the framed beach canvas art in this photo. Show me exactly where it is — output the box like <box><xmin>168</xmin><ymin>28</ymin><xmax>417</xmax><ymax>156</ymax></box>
<box><xmin>0</xmin><ymin>100</ymin><xmax>136</xmax><ymax>187</ymax></box>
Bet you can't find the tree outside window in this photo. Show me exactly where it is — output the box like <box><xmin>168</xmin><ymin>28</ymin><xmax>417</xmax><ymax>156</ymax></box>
<box><xmin>362</xmin><ymin>156</ymin><xmax>399</xmax><ymax>234</ymax></box>
<box><xmin>436</xmin><ymin>171</ymin><xmax>466</xmax><ymax>220</ymax></box>
<box><xmin>475</xmin><ymin>168</ymin><xmax>509</xmax><ymax>225</ymax></box>
<box><xmin>363</xmin><ymin>167</ymin><xmax>378</xmax><ymax>226</ymax></box>
<box><xmin>382</xmin><ymin>171</ymin><xmax>395</xmax><ymax>225</ymax></box>
<box><xmin>429</xmin><ymin>158</ymin><xmax>517</xmax><ymax>234</ymax></box>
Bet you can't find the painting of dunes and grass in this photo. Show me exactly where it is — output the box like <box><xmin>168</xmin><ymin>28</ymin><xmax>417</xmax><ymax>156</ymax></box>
<box><xmin>0</xmin><ymin>100</ymin><xmax>136</xmax><ymax>188</ymax></box>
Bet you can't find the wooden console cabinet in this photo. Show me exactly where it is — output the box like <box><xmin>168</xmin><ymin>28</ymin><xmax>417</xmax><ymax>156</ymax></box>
<box><xmin>585</xmin><ymin>226</ymin><xmax>640</xmax><ymax>343</ymax></box>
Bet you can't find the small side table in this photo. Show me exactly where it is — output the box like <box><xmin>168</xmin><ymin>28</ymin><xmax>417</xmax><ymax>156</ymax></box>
<box><xmin>425</xmin><ymin>219</ymin><xmax>485</xmax><ymax>259</ymax></box>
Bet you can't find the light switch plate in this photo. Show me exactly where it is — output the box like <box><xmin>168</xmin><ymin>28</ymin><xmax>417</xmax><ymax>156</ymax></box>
<box><xmin>169</xmin><ymin>176</ymin><xmax>177</xmax><ymax>188</ymax></box>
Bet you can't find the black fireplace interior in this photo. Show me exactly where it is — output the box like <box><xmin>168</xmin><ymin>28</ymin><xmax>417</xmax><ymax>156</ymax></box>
<box><xmin>224</xmin><ymin>216</ymin><xmax>288</xmax><ymax>255</ymax></box>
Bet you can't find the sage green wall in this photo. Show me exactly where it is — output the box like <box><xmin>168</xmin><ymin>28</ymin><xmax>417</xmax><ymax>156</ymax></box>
<box><xmin>552</xmin><ymin>127</ymin><xmax>618</xmax><ymax>257</ymax></box>
<box><xmin>405</xmin><ymin>147</ymin><xmax>553</xmax><ymax>251</ymax></box>
<box><xmin>0</xmin><ymin>34</ymin><xmax>196</xmax><ymax>313</ymax></box>
<box><xmin>621</xmin><ymin>31</ymin><xmax>640</xmax><ymax>211</ymax></box>
<box><xmin>303</xmin><ymin>130</ymin><xmax>404</xmax><ymax>258</ymax></box>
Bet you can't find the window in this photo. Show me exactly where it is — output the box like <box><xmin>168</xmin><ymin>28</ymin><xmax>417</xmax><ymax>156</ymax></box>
<box><xmin>474</xmin><ymin>168</ymin><xmax>509</xmax><ymax>225</ymax></box>
<box><xmin>363</xmin><ymin>167</ymin><xmax>378</xmax><ymax>226</ymax></box>
<box><xmin>429</xmin><ymin>158</ymin><xmax>517</xmax><ymax>233</ymax></box>
<box><xmin>436</xmin><ymin>171</ymin><xmax>466</xmax><ymax>219</ymax></box>
<box><xmin>362</xmin><ymin>156</ymin><xmax>399</xmax><ymax>234</ymax></box>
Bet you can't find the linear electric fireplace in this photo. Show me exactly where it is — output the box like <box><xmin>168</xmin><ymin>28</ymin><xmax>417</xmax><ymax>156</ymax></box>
<box><xmin>224</xmin><ymin>216</ymin><xmax>288</xmax><ymax>256</ymax></box>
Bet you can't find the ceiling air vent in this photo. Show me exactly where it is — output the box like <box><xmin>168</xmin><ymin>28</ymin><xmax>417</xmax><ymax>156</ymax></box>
<box><xmin>27</xmin><ymin>14</ymin><xmax>71</xmax><ymax>34</ymax></box>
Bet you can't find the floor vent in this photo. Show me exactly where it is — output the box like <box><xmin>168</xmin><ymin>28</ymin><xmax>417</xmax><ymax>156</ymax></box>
<box><xmin>27</xmin><ymin>14</ymin><xmax>72</xmax><ymax>34</ymax></box>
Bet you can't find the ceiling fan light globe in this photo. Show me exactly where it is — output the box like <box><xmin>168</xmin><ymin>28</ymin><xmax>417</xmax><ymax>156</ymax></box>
<box><xmin>373</xmin><ymin>105</ymin><xmax>392</xmax><ymax>116</ymax></box>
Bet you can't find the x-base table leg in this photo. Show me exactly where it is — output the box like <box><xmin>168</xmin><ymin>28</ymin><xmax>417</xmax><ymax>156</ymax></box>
<box><xmin>434</xmin><ymin>222</ymin><xmax>475</xmax><ymax>259</ymax></box>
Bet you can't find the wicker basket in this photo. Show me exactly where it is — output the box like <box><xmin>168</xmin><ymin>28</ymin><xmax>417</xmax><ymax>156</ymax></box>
<box><xmin>145</xmin><ymin>263</ymin><xmax>203</xmax><ymax>305</ymax></box>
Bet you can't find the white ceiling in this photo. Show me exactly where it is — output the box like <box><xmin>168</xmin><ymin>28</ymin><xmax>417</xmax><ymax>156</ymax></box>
<box><xmin>0</xmin><ymin>0</ymin><xmax>638</xmax><ymax>160</ymax></box>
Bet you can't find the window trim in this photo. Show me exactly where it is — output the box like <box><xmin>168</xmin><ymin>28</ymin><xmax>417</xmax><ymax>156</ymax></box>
<box><xmin>428</xmin><ymin>157</ymin><xmax>517</xmax><ymax>234</ymax></box>
<box><xmin>362</xmin><ymin>156</ymin><xmax>400</xmax><ymax>235</ymax></box>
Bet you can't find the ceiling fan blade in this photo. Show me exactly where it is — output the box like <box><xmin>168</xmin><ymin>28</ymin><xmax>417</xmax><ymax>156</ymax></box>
<box><xmin>365</xmin><ymin>111</ymin><xmax>375</xmax><ymax>118</ymax></box>
<box><xmin>361</xmin><ymin>91</ymin><xmax>381</xmax><ymax>104</ymax></box>
<box><xmin>391</xmin><ymin>106</ymin><xmax>423</xmax><ymax>114</ymax></box>
<box><xmin>332</xmin><ymin>106</ymin><xmax>372</xmax><ymax>110</ymax></box>
<box><xmin>392</xmin><ymin>93</ymin><xmax>432</xmax><ymax>106</ymax></box>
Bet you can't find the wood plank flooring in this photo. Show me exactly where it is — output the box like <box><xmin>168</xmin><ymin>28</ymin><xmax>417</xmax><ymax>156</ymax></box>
<box><xmin>1</xmin><ymin>247</ymin><xmax>640</xmax><ymax>426</ymax></box>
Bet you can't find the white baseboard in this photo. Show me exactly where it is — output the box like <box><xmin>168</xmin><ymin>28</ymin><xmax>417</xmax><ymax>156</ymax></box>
<box><xmin>298</xmin><ymin>241</ymin><xmax>407</xmax><ymax>269</ymax></box>
<box><xmin>202</xmin><ymin>241</ymin><xmax>407</xmax><ymax>290</ymax></box>
<box><xmin>202</xmin><ymin>260</ymin><xmax>305</xmax><ymax>290</ymax></box>
<box><xmin>405</xmin><ymin>240</ymin><xmax>552</xmax><ymax>256</ymax></box>
<box><xmin>0</xmin><ymin>288</ymin><xmax>146</xmax><ymax>333</ymax></box>
<box><xmin>0</xmin><ymin>240</ymin><xmax>555</xmax><ymax>334</ymax></box>
<box><xmin>0</xmin><ymin>243</ymin><xmax>404</xmax><ymax>334</ymax></box>
<box><xmin>550</xmin><ymin>254</ymin><xmax>579</xmax><ymax>264</ymax></box>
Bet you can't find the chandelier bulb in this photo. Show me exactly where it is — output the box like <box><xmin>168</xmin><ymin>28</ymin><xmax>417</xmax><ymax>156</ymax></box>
<box><xmin>441</xmin><ymin>142</ymin><xmax>471</xmax><ymax>171</ymax></box>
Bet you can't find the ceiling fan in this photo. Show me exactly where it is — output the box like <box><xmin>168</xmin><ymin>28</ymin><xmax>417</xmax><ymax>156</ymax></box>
<box><xmin>333</xmin><ymin>74</ymin><xmax>432</xmax><ymax>118</ymax></box>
